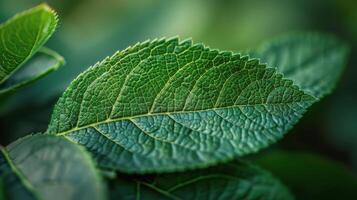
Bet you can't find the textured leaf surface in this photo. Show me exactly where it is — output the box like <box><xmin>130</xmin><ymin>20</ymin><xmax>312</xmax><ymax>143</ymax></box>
<box><xmin>0</xmin><ymin>47</ymin><xmax>64</xmax><ymax>96</ymax></box>
<box><xmin>110</xmin><ymin>160</ymin><xmax>293</xmax><ymax>200</ymax></box>
<box><xmin>0</xmin><ymin>134</ymin><xmax>106</xmax><ymax>200</ymax></box>
<box><xmin>0</xmin><ymin>4</ymin><xmax>58</xmax><ymax>84</ymax></box>
<box><xmin>48</xmin><ymin>38</ymin><xmax>315</xmax><ymax>173</ymax></box>
<box><xmin>255</xmin><ymin>151</ymin><xmax>357</xmax><ymax>200</ymax></box>
<box><xmin>251</xmin><ymin>33</ymin><xmax>349</xmax><ymax>98</ymax></box>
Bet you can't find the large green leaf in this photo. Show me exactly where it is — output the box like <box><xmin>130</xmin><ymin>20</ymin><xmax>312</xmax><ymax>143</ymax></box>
<box><xmin>0</xmin><ymin>4</ymin><xmax>62</xmax><ymax>93</ymax></box>
<box><xmin>109</xmin><ymin>160</ymin><xmax>293</xmax><ymax>200</ymax></box>
<box><xmin>250</xmin><ymin>33</ymin><xmax>349</xmax><ymax>98</ymax></box>
<box><xmin>255</xmin><ymin>151</ymin><xmax>357</xmax><ymax>200</ymax></box>
<box><xmin>0</xmin><ymin>134</ymin><xmax>107</xmax><ymax>200</ymax></box>
<box><xmin>0</xmin><ymin>47</ymin><xmax>64</xmax><ymax>96</ymax></box>
<box><xmin>48</xmin><ymin>38</ymin><xmax>315</xmax><ymax>173</ymax></box>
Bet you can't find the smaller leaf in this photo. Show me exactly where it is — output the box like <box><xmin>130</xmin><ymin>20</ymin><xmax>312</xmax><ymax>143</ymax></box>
<box><xmin>0</xmin><ymin>4</ymin><xmax>63</xmax><ymax>96</ymax></box>
<box><xmin>0</xmin><ymin>147</ymin><xmax>39</xmax><ymax>200</ymax></box>
<box><xmin>255</xmin><ymin>151</ymin><xmax>357</xmax><ymax>200</ymax></box>
<box><xmin>0</xmin><ymin>47</ymin><xmax>64</xmax><ymax>96</ymax></box>
<box><xmin>109</xmin><ymin>160</ymin><xmax>293</xmax><ymax>200</ymax></box>
<box><xmin>250</xmin><ymin>32</ymin><xmax>349</xmax><ymax>98</ymax></box>
<box><xmin>0</xmin><ymin>134</ymin><xmax>107</xmax><ymax>200</ymax></box>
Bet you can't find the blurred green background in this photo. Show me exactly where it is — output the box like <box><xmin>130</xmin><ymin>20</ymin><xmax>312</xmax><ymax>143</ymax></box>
<box><xmin>0</xmin><ymin>0</ymin><xmax>356</xmax><ymax>197</ymax></box>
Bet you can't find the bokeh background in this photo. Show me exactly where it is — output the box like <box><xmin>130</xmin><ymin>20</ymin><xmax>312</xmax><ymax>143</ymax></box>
<box><xmin>0</xmin><ymin>0</ymin><xmax>356</xmax><ymax>198</ymax></box>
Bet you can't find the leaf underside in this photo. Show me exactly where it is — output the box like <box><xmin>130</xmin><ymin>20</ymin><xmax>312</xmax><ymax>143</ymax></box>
<box><xmin>0</xmin><ymin>134</ymin><xmax>106</xmax><ymax>200</ymax></box>
<box><xmin>0</xmin><ymin>4</ymin><xmax>61</xmax><ymax>93</ymax></box>
<box><xmin>48</xmin><ymin>37</ymin><xmax>315</xmax><ymax>173</ymax></box>
<box><xmin>110</xmin><ymin>160</ymin><xmax>293</xmax><ymax>200</ymax></box>
<box><xmin>0</xmin><ymin>47</ymin><xmax>64</xmax><ymax>96</ymax></box>
<box><xmin>251</xmin><ymin>32</ymin><xmax>349</xmax><ymax>99</ymax></box>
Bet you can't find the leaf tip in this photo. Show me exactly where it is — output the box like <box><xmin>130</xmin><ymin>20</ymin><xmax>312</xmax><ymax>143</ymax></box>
<box><xmin>36</xmin><ymin>3</ymin><xmax>54</xmax><ymax>12</ymax></box>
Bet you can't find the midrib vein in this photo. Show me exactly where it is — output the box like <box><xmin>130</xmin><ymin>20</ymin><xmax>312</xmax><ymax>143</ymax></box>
<box><xmin>55</xmin><ymin>99</ymin><xmax>313</xmax><ymax>136</ymax></box>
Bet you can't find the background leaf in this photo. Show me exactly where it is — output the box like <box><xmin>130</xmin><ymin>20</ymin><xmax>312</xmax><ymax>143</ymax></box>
<box><xmin>109</xmin><ymin>160</ymin><xmax>293</xmax><ymax>200</ymax></box>
<box><xmin>0</xmin><ymin>134</ymin><xmax>107</xmax><ymax>200</ymax></box>
<box><xmin>250</xmin><ymin>32</ymin><xmax>349</xmax><ymax>98</ymax></box>
<box><xmin>0</xmin><ymin>4</ymin><xmax>60</xmax><ymax>89</ymax></box>
<box><xmin>0</xmin><ymin>47</ymin><xmax>64</xmax><ymax>96</ymax></box>
<box><xmin>0</xmin><ymin>147</ymin><xmax>38</xmax><ymax>200</ymax></box>
<box><xmin>255</xmin><ymin>151</ymin><xmax>357</xmax><ymax>200</ymax></box>
<box><xmin>48</xmin><ymin>38</ymin><xmax>315</xmax><ymax>173</ymax></box>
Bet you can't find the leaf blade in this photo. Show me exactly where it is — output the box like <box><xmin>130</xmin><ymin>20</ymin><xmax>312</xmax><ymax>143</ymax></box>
<box><xmin>250</xmin><ymin>32</ymin><xmax>349</xmax><ymax>98</ymax></box>
<box><xmin>0</xmin><ymin>4</ymin><xmax>58</xmax><ymax>84</ymax></box>
<box><xmin>0</xmin><ymin>147</ymin><xmax>39</xmax><ymax>200</ymax></box>
<box><xmin>109</xmin><ymin>160</ymin><xmax>294</xmax><ymax>200</ymax></box>
<box><xmin>0</xmin><ymin>134</ymin><xmax>107</xmax><ymax>200</ymax></box>
<box><xmin>48</xmin><ymin>38</ymin><xmax>315</xmax><ymax>173</ymax></box>
<box><xmin>0</xmin><ymin>47</ymin><xmax>64</xmax><ymax>96</ymax></box>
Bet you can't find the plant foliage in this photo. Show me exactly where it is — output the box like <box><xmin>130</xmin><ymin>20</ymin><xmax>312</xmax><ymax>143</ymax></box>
<box><xmin>0</xmin><ymin>4</ymin><xmax>64</xmax><ymax>96</ymax></box>
<box><xmin>0</xmin><ymin>4</ymin><xmax>352</xmax><ymax>200</ymax></box>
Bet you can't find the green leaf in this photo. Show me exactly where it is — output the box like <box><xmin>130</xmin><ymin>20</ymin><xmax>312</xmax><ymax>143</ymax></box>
<box><xmin>0</xmin><ymin>4</ymin><xmax>60</xmax><ymax>87</ymax></box>
<box><xmin>255</xmin><ymin>151</ymin><xmax>357</xmax><ymax>200</ymax></box>
<box><xmin>250</xmin><ymin>32</ymin><xmax>349</xmax><ymax>98</ymax></box>
<box><xmin>109</xmin><ymin>160</ymin><xmax>293</xmax><ymax>200</ymax></box>
<box><xmin>0</xmin><ymin>147</ymin><xmax>38</xmax><ymax>200</ymax></box>
<box><xmin>0</xmin><ymin>47</ymin><xmax>64</xmax><ymax>96</ymax></box>
<box><xmin>48</xmin><ymin>38</ymin><xmax>315</xmax><ymax>173</ymax></box>
<box><xmin>0</xmin><ymin>134</ymin><xmax>107</xmax><ymax>200</ymax></box>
